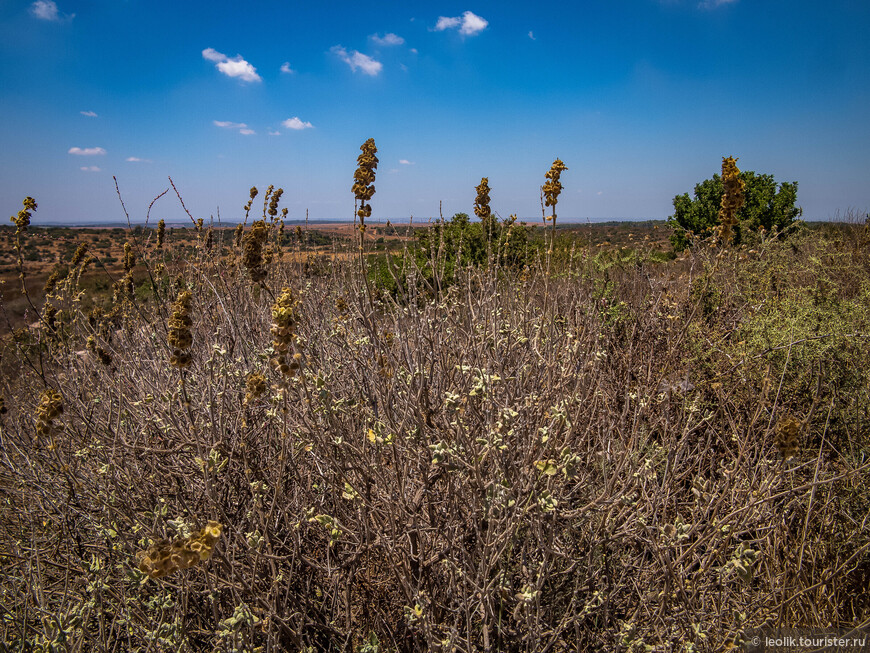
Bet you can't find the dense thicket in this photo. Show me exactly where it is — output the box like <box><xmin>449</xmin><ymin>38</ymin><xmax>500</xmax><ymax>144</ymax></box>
<box><xmin>1</xmin><ymin>196</ymin><xmax>869</xmax><ymax>651</ymax></box>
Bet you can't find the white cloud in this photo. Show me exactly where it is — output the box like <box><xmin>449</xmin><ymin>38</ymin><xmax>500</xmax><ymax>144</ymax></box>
<box><xmin>528</xmin><ymin>31</ymin><xmax>535</xmax><ymax>40</ymax></box>
<box><xmin>80</xmin><ymin>110</ymin><xmax>98</xmax><ymax>117</ymax></box>
<box><xmin>31</xmin><ymin>1</ymin><xmax>72</xmax><ymax>21</ymax></box>
<box><xmin>202</xmin><ymin>47</ymin><xmax>225</xmax><ymax>63</ymax></box>
<box><xmin>282</xmin><ymin>117</ymin><xmax>314</xmax><ymax>130</ymax></box>
<box><xmin>459</xmin><ymin>12</ymin><xmax>488</xmax><ymax>35</ymax></box>
<box><xmin>213</xmin><ymin>120</ymin><xmax>245</xmax><ymax>129</ymax></box>
<box><xmin>125</xmin><ymin>157</ymin><xmax>151</xmax><ymax>162</ymax></box>
<box><xmin>435</xmin><ymin>16</ymin><xmax>461</xmax><ymax>31</ymax></box>
<box><xmin>410</xmin><ymin>47</ymin><xmax>418</xmax><ymax>54</ymax></box>
<box><xmin>214</xmin><ymin>120</ymin><xmax>254</xmax><ymax>134</ymax></box>
<box><xmin>435</xmin><ymin>11</ymin><xmax>488</xmax><ymax>36</ymax></box>
<box><xmin>331</xmin><ymin>46</ymin><xmax>382</xmax><ymax>76</ymax></box>
<box><xmin>217</xmin><ymin>59</ymin><xmax>261</xmax><ymax>82</ymax></box>
<box><xmin>68</xmin><ymin>147</ymin><xmax>106</xmax><ymax>156</ymax></box>
<box><xmin>80</xmin><ymin>166</ymin><xmax>101</xmax><ymax>172</ymax></box>
<box><xmin>371</xmin><ymin>32</ymin><xmax>405</xmax><ymax>46</ymax></box>
<box><xmin>268</xmin><ymin>130</ymin><xmax>281</xmax><ymax>136</ymax></box>
<box><xmin>201</xmin><ymin>48</ymin><xmax>262</xmax><ymax>82</ymax></box>
<box><xmin>280</xmin><ymin>62</ymin><xmax>294</xmax><ymax>74</ymax></box>
<box><xmin>399</xmin><ymin>159</ymin><xmax>414</xmax><ymax>165</ymax></box>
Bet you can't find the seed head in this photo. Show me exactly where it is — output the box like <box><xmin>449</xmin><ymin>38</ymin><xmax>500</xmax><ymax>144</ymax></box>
<box><xmin>542</xmin><ymin>158</ymin><xmax>568</xmax><ymax>216</ymax></box>
<box><xmin>268</xmin><ymin>188</ymin><xmax>284</xmax><ymax>219</ymax></box>
<box><xmin>242</xmin><ymin>221</ymin><xmax>269</xmax><ymax>283</ymax></box>
<box><xmin>245</xmin><ymin>372</ymin><xmax>268</xmax><ymax>403</ymax></box>
<box><xmin>44</xmin><ymin>268</ymin><xmax>63</xmax><ymax>294</ymax></box>
<box><xmin>10</xmin><ymin>197</ymin><xmax>37</xmax><ymax>231</ymax></box>
<box><xmin>135</xmin><ymin>521</ymin><xmax>223</xmax><ymax>580</ymax></box>
<box><xmin>168</xmin><ymin>290</ymin><xmax>193</xmax><ymax>369</ymax></box>
<box><xmin>474</xmin><ymin>177</ymin><xmax>492</xmax><ymax>220</ymax></box>
<box><xmin>36</xmin><ymin>389</ymin><xmax>63</xmax><ymax>439</ymax></box>
<box><xmin>353</xmin><ymin>138</ymin><xmax>378</xmax><ymax>224</ymax></box>
<box><xmin>718</xmin><ymin>156</ymin><xmax>745</xmax><ymax>245</ymax></box>
<box><xmin>124</xmin><ymin>242</ymin><xmax>136</xmax><ymax>273</ymax></box>
<box><xmin>70</xmin><ymin>243</ymin><xmax>88</xmax><ymax>266</ymax></box>
<box><xmin>270</xmin><ymin>288</ymin><xmax>302</xmax><ymax>379</ymax></box>
<box><xmin>156</xmin><ymin>219</ymin><xmax>166</xmax><ymax>250</ymax></box>
<box><xmin>774</xmin><ymin>416</ymin><xmax>801</xmax><ymax>459</ymax></box>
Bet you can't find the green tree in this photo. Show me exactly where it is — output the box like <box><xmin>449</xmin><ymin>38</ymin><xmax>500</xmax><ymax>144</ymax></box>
<box><xmin>669</xmin><ymin>170</ymin><xmax>801</xmax><ymax>250</ymax></box>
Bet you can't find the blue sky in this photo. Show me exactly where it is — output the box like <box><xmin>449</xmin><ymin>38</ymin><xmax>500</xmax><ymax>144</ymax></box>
<box><xmin>1</xmin><ymin>0</ymin><xmax>868</xmax><ymax>224</ymax></box>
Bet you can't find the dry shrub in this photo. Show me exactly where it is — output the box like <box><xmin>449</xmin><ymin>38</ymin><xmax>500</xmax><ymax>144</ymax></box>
<box><xmin>0</xmin><ymin>195</ymin><xmax>868</xmax><ymax>652</ymax></box>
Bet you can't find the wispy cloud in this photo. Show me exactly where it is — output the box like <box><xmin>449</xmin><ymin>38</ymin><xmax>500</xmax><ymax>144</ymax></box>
<box><xmin>399</xmin><ymin>159</ymin><xmax>414</xmax><ymax>165</ymax></box>
<box><xmin>68</xmin><ymin>147</ymin><xmax>106</xmax><ymax>156</ymax></box>
<box><xmin>125</xmin><ymin>157</ymin><xmax>152</xmax><ymax>163</ymax></box>
<box><xmin>31</xmin><ymin>1</ymin><xmax>73</xmax><ymax>21</ymax></box>
<box><xmin>331</xmin><ymin>46</ymin><xmax>383</xmax><ymax>76</ymax></box>
<box><xmin>280</xmin><ymin>62</ymin><xmax>294</xmax><ymax>74</ymax></box>
<box><xmin>80</xmin><ymin>166</ymin><xmax>101</xmax><ymax>172</ymax></box>
<box><xmin>202</xmin><ymin>48</ymin><xmax>262</xmax><ymax>82</ymax></box>
<box><xmin>434</xmin><ymin>11</ymin><xmax>488</xmax><ymax>36</ymax></box>
<box><xmin>371</xmin><ymin>32</ymin><xmax>405</xmax><ymax>46</ymax></box>
<box><xmin>80</xmin><ymin>110</ymin><xmax>98</xmax><ymax>117</ymax></box>
<box><xmin>282</xmin><ymin>117</ymin><xmax>314</xmax><ymax>130</ymax></box>
<box><xmin>528</xmin><ymin>31</ymin><xmax>535</xmax><ymax>40</ymax></box>
<box><xmin>435</xmin><ymin>16</ymin><xmax>461</xmax><ymax>30</ymax></box>
<box><xmin>213</xmin><ymin>120</ymin><xmax>255</xmax><ymax>135</ymax></box>
<box><xmin>698</xmin><ymin>0</ymin><xmax>737</xmax><ymax>7</ymax></box>
<box><xmin>268</xmin><ymin>130</ymin><xmax>281</xmax><ymax>136</ymax></box>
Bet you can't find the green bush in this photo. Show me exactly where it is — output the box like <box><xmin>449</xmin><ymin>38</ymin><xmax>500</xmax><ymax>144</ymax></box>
<box><xmin>669</xmin><ymin>168</ymin><xmax>802</xmax><ymax>250</ymax></box>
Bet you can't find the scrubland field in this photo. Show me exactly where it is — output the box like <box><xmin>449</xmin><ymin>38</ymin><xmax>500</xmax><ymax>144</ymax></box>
<box><xmin>1</xmin><ymin>187</ymin><xmax>869</xmax><ymax>652</ymax></box>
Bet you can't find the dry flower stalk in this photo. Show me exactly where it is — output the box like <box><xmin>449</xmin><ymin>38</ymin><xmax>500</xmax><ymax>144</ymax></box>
<box><xmin>168</xmin><ymin>290</ymin><xmax>193</xmax><ymax>369</ymax></box>
<box><xmin>352</xmin><ymin>138</ymin><xmax>378</xmax><ymax>240</ymax></box>
<box><xmin>70</xmin><ymin>243</ymin><xmax>88</xmax><ymax>266</ymax></box>
<box><xmin>156</xmin><ymin>219</ymin><xmax>165</xmax><ymax>249</ymax></box>
<box><xmin>718</xmin><ymin>156</ymin><xmax>745</xmax><ymax>245</ymax></box>
<box><xmin>243</xmin><ymin>221</ymin><xmax>269</xmax><ymax>283</ymax></box>
<box><xmin>267</xmin><ymin>187</ymin><xmax>284</xmax><ymax>221</ymax></box>
<box><xmin>475</xmin><ymin>177</ymin><xmax>495</xmax><ymax>235</ymax></box>
<box><xmin>10</xmin><ymin>197</ymin><xmax>37</xmax><ymax>289</ymax></box>
<box><xmin>269</xmin><ymin>288</ymin><xmax>302</xmax><ymax>379</ymax></box>
<box><xmin>542</xmin><ymin>158</ymin><xmax>568</xmax><ymax>221</ymax></box>
<box><xmin>474</xmin><ymin>177</ymin><xmax>492</xmax><ymax>220</ymax></box>
<box><xmin>44</xmin><ymin>268</ymin><xmax>62</xmax><ymax>294</ymax></box>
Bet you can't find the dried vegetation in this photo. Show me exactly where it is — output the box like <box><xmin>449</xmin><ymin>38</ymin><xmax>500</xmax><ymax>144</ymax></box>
<box><xmin>1</xmin><ymin>154</ymin><xmax>869</xmax><ymax>652</ymax></box>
